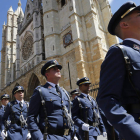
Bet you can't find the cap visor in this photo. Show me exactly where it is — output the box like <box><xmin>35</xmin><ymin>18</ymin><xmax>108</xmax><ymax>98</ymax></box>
<box><xmin>46</xmin><ymin>64</ymin><xmax>62</xmax><ymax>71</ymax></box>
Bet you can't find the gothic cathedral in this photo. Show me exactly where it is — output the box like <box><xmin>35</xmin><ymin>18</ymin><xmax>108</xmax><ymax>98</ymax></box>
<box><xmin>0</xmin><ymin>0</ymin><xmax>118</xmax><ymax>100</ymax></box>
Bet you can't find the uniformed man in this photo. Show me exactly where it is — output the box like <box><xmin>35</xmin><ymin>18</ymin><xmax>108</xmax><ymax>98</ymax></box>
<box><xmin>27</xmin><ymin>59</ymin><xmax>77</xmax><ymax>140</ymax></box>
<box><xmin>1</xmin><ymin>86</ymin><xmax>31</xmax><ymax>140</ymax></box>
<box><xmin>70</xmin><ymin>90</ymin><xmax>80</xmax><ymax>100</ymax></box>
<box><xmin>0</xmin><ymin>94</ymin><xmax>10</xmax><ymax>140</ymax></box>
<box><xmin>70</xmin><ymin>90</ymin><xmax>80</xmax><ymax>139</ymax></box>
<box><xmin>96</xmin><ymin>2</ymin><xmax>140</xmax><ymax>140</ymax></box>
<box><xmin>72</xmin><ymin>77</ymin><xmax>107</xmax><ymax>140</ymax></box>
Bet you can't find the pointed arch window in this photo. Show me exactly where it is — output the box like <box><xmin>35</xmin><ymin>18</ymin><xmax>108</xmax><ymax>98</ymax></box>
<box><xmin>61</xmin><ymin>0</ymin><xmax>66</xmax><ymax>7</ymax></box>
<box><xmin>27</xmin><ymin>5</ymin><xmax>30</xmax><ymax>12</ymax></box>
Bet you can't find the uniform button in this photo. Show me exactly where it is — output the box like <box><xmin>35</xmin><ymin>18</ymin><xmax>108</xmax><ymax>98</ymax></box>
<box><xmin>139</xmin><ymin>117</ymin><xmax>140</xmax><ymax>119</ymax></box>
<box><xmin>63</xmin><ymin>115</ymin><xmax>65</xmax><ymax>117</ymax></box>
<box><xmin>62</xmin><ymin>107</ymin><xmax>64</xmax><ymax>110</ymax></box>
<box><xmin>21</xmin><ymin>112</ymin><xmax>22</xmax><ymax>114</ymax></box>
<box><xmin>64</xmin><ymin>123</ymin><xmax>66</xmax><ymax>125</ymax></box>
<box><xmin>50</xmin><ymin>99</ymin><xmax>52</xmax><ymax>101</ymax></box>
<box><xmin>86</xmin><ymin>107</ymin><xmax>87</xmax><ymax>108</ymax></box>
<box><xmin>93</xmin><ymin>108</ymin><xmax>94</xmax><ymax>109</ymax></box>
<box><xmin>62</xmin><ymin>101</ymin><xmax>63</xmax><ymax>103</ymax></box>
<box><xmin>11</xmin><ymin>127</ymin><xmax>13</xmax><ymax>128</ymax></box>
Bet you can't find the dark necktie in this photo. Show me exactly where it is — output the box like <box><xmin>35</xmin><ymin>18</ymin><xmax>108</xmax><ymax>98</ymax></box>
<box><xmin>87</xmin><ymin>95</ymin><xmax>93</xmax><ymax>105</ymax></box>
<box><xmin>55</xmin><ymin>85</ymin><xmax>61</xmax><ymax>96</ymax></box>
<box><xmin>19</xmin><ymin>102</ymin><xmax>23</xmax><ymax>109</ymax></box>
<box><xmin>4</xmin><ymin>106</ymin><xmax>6</xmax><ymax>111</ymax></box>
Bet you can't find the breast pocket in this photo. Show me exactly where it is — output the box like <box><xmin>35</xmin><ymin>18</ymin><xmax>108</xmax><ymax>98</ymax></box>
<box><xmin>44</xmin><ymin>97</ymin><xmax>58</xmax><ymax>114</ymax></box>
<box><xmin>11</xmin><ymin>108</ymin><xmax>20</xmax><ymax>120</ymax></box>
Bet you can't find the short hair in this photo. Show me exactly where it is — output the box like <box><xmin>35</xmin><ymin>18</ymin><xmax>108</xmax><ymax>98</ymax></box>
<box><xmin>114</xmin><ymin>14</ymin><xmax>131</xmax><ymax>39</ymax></box>
<box><xmin>44</xmin><ymin>69</ymin><xmax>50</xmax><ymax>80</ymax></box>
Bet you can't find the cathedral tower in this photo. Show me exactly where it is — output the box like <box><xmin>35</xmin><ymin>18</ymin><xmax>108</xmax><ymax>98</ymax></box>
<box><xmin>0</xmin><ymin>0</ymin><xmax>118</xmax><ymax>98</ymax></box>
<box><xmin>42</xmin><ymin>0</ymin><xmax>118</xmax><ymax>90</ymax></box>
<box><xmin>0</xmin><ymin>1</ymin><xmax>24</xmax><ymax>88</ymax></box>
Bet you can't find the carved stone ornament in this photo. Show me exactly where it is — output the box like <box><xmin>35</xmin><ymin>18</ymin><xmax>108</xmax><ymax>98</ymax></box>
<box><xmin>63</xmin><ymin>30</ymin><xmax>73</xmax><ymax>48</ymax></box>
<box><xmin>69</xmin><ymin>6</ymin><xmax>73</xmax><ymax>11</ymax></box>
<box><xmin>22</xmin><ymin>36</ymin><xmax>33</xmax><ymax>60</ymax></box>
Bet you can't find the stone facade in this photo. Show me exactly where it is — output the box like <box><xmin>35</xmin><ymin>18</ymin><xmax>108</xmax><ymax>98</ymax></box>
<box><xmin>0</xmin><ymin>0</ymin><xmax>118</xmax><ymax>100</ymax></box>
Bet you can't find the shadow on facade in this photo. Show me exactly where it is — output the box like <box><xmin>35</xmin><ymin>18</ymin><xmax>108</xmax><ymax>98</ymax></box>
<box><xmin>25</xmin><ymin>73</ymin><xmax>40</xmax><ymax>101</ymax></box>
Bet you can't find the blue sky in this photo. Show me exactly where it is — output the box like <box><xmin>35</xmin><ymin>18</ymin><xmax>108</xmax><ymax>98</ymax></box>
<box><xmin>0</xmin><ymin>0</ymin><xmax>139</xmax><ymax>61</ymax></box>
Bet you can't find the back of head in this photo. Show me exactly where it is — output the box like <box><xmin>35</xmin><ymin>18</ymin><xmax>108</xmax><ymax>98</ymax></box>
<box><xmin>108</xmin><ymin>1</ymin><xmax>140</xmax><ymax>37</ymax></box>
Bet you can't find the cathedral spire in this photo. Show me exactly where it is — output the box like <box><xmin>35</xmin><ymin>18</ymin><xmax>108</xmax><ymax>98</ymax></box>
<box><xmin>18</xmin><ymin>0</ymin><xmax>21</xmax><ymax>7</ymax></box>
<box><xmin>8</xmin><ymin>6</ymin><xmax>14</xmax><ymax>12</ymax></box>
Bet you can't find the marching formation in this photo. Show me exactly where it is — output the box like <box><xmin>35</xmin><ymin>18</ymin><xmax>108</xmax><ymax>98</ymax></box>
<box><xmin>0</xmin><ymin>1</ymin><xmax>140</xmax><ymax>140</ymax></box>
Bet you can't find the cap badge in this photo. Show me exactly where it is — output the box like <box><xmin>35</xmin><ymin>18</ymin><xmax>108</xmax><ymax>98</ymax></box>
<box><xmin>18</xmin><ymin>86</ymin><xmax>22</xmax><ymax>90</ymax></box>
<box><xmin>85</xmin><ymin>77</ymin><xmax>88</xmax><ymax>80</ymax></box>
<box><xmin>133</xmin><ymin>44</ymin><xmax>140</xmax><ymax>51</ymax></box>
<box><xmin>54</xmin><ymin>60</ymin><xmax>57</xmax><ymax>64</ymax></box>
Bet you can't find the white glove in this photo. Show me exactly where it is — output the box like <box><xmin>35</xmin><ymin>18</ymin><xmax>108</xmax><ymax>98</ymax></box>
<box><xmin>27</xmin><ymin>132</ymin><xmax>31</xmax><ymax>139</ymax></box>
<box><xmin>1</xmin><ymin>130</ymin><xmax>7</xmax><ymax>139</ymax></box>
<box><xmin>82</xmin><ymin>123</ymin><xmax>89</xmax><ymax>131</ymax></box>
<box><xmin>74</xmin><ymin>136</ymin><xmax>78</xmax><ymax>140</ymax></box>
<box><xmin>103</xmin><ymin>132</ymin><xmax>107</xmax><ymax>137</ymax></box>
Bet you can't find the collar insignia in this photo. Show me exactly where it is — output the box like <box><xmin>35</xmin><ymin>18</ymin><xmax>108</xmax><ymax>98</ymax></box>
<box><xmin>133</xmin><ymin>44</ymin><xmax>140</xmax><ymax>51</ymax></box>
<box><xmin>48</xmin><ymin>86</ymin><xmax>52</xmax><ymax>89</ymax></box>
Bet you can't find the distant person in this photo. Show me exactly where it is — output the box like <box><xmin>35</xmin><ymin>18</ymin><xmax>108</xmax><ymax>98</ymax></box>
<box><xmin>0</xmin><ymin>94</ymin><xmax>9</xmax><ymax>140</ymax></box>
<box><xmin>72</xmin><ymin>77</ymin><xmax>107</xmax><ymax>140</ymax></box>
<box><xmin>1</xmin><ymin>86</ymin><xmax>31</xmax><ymax>140</ymax></box>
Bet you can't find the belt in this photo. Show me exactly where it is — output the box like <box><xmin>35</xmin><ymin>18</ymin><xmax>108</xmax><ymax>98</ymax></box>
<box><xmin>88</xmin><ymin>122</ymin><xmax>99</xmax><ymax>127</ymax></box>
<box><xmin>47</xmin><ymin>128</ymin><xmax>70</xmax><ymax>136</ymax></box>
<box><xmin>123</xmin><ymin>103</ymin><xmax>140</xmax><ymax>113</ymax></box>
<box><xmin>11</xmin><ymin>120</ymin><xmax>26</xmax><ymax>126</ymax></box>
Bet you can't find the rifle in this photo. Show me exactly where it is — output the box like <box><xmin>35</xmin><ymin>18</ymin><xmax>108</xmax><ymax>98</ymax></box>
<box><xmin>84</xmin><ymin>111</ymin><xmax>89</xmax><ymax>140</ymax></box>
<box><xmin>111</xmin><ymin>126</ymin><xmax>116</xmax><ymax>140</ymax></box>
<box><xmin>4</xmin><ymin>120</ymin><xmax>8</xmax><ymax>140</ymax></box>
<box><xmin>71</xmin><ymin>127</ymin><xmax>77</xmax><ymax>140</ymax></box>
<box><xmin>38</xmin><ymin>87</ymin><xmax>48</xmax><ymax>140</ymax></box>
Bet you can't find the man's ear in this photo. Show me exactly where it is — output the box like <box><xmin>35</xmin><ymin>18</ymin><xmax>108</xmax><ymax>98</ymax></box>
<box><xmin>120</xmin><ymin>21</ymin><xmax>129</xmax><ymax>29</ymax></box>
<box><xmin>45</xmin><ymin>72</ymin><xmax>48</xmax><ymax>79</ymax></box>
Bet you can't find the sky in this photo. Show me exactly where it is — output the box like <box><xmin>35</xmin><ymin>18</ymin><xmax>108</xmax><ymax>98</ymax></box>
<box><xmin>0</xmin><ymin>0</ymin><xmax>139</xmax><ymax>61</ymax></box>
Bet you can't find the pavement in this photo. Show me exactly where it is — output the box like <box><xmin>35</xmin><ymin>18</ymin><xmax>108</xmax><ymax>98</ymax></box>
<box><xmin>97</xmin><ymin>135</ymin><xmax>107</xmax><ymax>140</ymax></box>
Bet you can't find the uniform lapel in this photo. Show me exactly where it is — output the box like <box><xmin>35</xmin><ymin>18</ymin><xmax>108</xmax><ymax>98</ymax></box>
<box><xmin>13</xmin><ymin>100</ymin><xmax>21</xmax><ymax>111</ymax></box>
<box><xmin>59</xmin><ymin>87</ymin><xmax>65</xmax><ymax>99</ymax></box>
<box><xmin>46</xmin><ymin>82</ymin><xmax>60</xmax><ymax>97</ymax></box>
<box><xmin>0</xmin><ymin>106</ymin><xmax>3</xmax><ymax>112</ymax></box>
<box><xmin>82</xmin><ymin>93</ymin><xmax>92</xmax><ymax>105</ymax></box>
<box><xmin>21</xmin><ymin>102</ymin><xmax>27</xmax><ymax>111</ymax></box>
